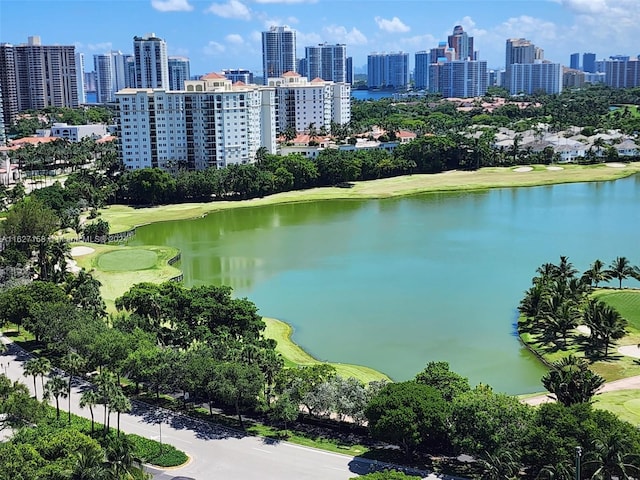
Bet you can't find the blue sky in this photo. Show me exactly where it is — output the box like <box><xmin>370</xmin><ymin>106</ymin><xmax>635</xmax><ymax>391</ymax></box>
<box><xmin>1</xmin><ymin>0</ymin><xmax>638</xmax><ymax>75</ymax></box>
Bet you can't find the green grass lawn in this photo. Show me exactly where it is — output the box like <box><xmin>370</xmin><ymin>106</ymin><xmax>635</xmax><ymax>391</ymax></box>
<box><xmin>97</xmin><ymin>249</ymin><xmax>159</xmax><ymax>271</ymax></box>
<box><xmin>593</xmin><ymin>289</ymin><xmax>640</xmax><ymax>335</ymax></box>
<box><xmin>594</xmin><ymin>389</ymin><xmax>640</xmax><ymax>426</ymax></box>
<box><xmin>263</xmin><ymin>317</ymin><xmax>390</xmax><ymax>384</ymax></box>
<box><xmin>99</xmin><ymin>162</ymin><xmax>640</xmax><ymax>233</ymax></box>
<box><xmin>72</xmin><ymin>243</ymin><xmax>181</xmax><ymax>312</ymax></box>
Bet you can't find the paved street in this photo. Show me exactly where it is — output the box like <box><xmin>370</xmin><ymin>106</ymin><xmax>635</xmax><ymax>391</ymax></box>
<box><xmin>1</xmin><ymin>337</ymin><xmax>458</xmax><ymax>480</ymax></box>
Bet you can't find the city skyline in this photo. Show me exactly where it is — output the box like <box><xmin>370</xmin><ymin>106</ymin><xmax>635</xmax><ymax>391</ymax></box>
<box><xmin>1</xmin><ymin>0</ymin><xmax>639</xmax><ymax>76</ymax></box>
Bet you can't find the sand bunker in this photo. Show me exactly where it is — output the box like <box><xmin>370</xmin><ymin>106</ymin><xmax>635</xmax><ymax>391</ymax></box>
<box><xmin>576</xmin><ymin>325</ymin><xmax>591</xmax><ymax>336</ymax></box>
<box><xmin>546</xmin><ymin>166</ymin><xmax>564</xmax><ymax>171</ymax></box>
<box><xmin>513</xmin><ymin>166</ymin><xmax>533</xmax><ymax>172</ymax></box>
<box><xmin>618</xmin><ymin>345</ymin><xmax>640</xmax><ymax>359</ymax></box>
<box><xmin>70</xmin><ymin>246</ymin><xmax>95</xmax><ymax>257</ymax></box>
<box><xmin>605</xmin><ymin>162</ymin><xmax>626</xmax><ymax>168</ymax></box>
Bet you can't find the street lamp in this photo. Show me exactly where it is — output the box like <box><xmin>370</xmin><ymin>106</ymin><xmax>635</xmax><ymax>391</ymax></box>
<box><xmin>575</xmin><ymin>446</ymin><xmax>582</xmax><ymax>480</ymax></box>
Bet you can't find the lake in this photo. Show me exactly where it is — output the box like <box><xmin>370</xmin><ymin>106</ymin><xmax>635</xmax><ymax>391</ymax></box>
<box><xmin>127</xmin><ymin>175</ymin><xmax>640</xmax><ymax>393</ymax></box>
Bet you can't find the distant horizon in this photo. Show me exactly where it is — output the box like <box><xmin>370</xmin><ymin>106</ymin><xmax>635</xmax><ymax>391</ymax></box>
<box><xmin>1</xmin><ymin>0</ymin><xmax>638</xmax><ymax>75</ymax></box>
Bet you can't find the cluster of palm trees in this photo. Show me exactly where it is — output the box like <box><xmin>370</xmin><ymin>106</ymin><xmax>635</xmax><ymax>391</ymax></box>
<box><xmin>519</xmin><ymin>256</ymin><xmax>638</xmax><ymax>358</ymax></box>
<box><xmin>24</xmin><ymin>353</ymin><xmax>131</xmax><ymax>437</ymax></box>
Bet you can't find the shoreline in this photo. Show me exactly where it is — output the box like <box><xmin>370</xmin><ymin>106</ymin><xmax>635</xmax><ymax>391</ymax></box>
<box><xmin>99</xmin><ymin>162</ymin><xmax>640</xmax><ymax>234</ymax></box>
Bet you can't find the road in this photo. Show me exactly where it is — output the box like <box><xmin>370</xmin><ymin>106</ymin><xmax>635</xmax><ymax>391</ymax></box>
<box><xmin>1</xmin><ymin>337</ymin><xmax>458</xmax><ymax>480</ymax></box>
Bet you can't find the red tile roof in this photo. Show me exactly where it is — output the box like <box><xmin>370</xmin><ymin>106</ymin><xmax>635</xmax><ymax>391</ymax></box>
<box><xmin>201</xmin><ymin>72</ymin><xmax>226</xmax><ymax>80</ymax></box>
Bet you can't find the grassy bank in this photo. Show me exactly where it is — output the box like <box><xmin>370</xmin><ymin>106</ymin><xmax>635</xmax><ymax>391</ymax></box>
<box><xmin>593</xmin><ymin>390</ymin><xmax>640</xmax><ymax>426</ymax></box>
<box><xmin>99</xmin><ymin>162</ymin><xmax>640</xmax><ymax>233</ymax></box>
<box><xmin>263</xmin><ymin>317</ymin><xmax>391</xmax><ymax>384</ymax></box>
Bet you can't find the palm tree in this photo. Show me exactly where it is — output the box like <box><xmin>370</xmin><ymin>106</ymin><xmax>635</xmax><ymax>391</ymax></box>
<box><xmin>110</xmin><ymin>390</ymin><xmax>132</xmax><ymax>437</ymax></box>
<box><xmin>79</xmin><ymin>389</ymin><xmax>101</xmax><ymax>435</ymax></box>
<box><xmin>95</xmin><ymin>371</ymin><xmax>117</xmax><ymax>434</ymax></box>
<box><xmin>61</xmin><ymin>352</ymin><xmax>86</xmax><ymax>425</ymax></box>
<box><xmin>582</xmin><ymin>259</ymin><xmax>611</xmax><ymax>288</ymax></box>
<box><xmin>44</xmin><ymin>374</ymin><xmax>68</xmax><ymax>420</ymax></box>
<box><xmin>583</xmin><ymin>433</ymin><xmax>640</xmax><ymax>480</ymax></box>
<box><xmin>23</xmin><ymin>357</ymin><xmax>40</xmax><ymax>399</ymax></box>
<box><xmin>606</xmin><ymin>256</ymin><xmax>634</xmax><ymax>289</ymax></box>
<box><xmin>479</xmin><ymin>449</ymin><xmax>520</xmax><ymax>480</ymax></box>
<box><xmin>70</xmin><ymin>444</ymin><xmax>108</xmax><ymax>480</ymax></box>
<box><xmin>105</xmin><ymin>436</ymin><xmax>137</xmax><ymax>479</ymax></box>
<box><xmin>541</xmin><ymin>355</ymin><xmax>605</xmax><ymax>406</ymax></box>
<box><xmin>546</xmin><ymin>301</ymin><xmax>580</xmax><ymax>347</ymax></box>
<box><xmin>592</xmin><ymin>137</ymin><xmax>607</xmax><ymax>158</ymax></box>
<box><xmin>34</xmin><ymin>357</ymin><xmax>52</xmax><ymax>394</ymax></box>
<box><xmin>556</xmin><ymin>256</ymin><xmax>577</xmax><ymax>281</ymax></box>
<box><xmin>536</xmin><ymin>460</ymin><xmax>575</xmax><ymax>480</ymax></box>
<box><xmin>585</xmin><ymin>301</ymin><xmax>628</xmax><ymax>358</ymax></box>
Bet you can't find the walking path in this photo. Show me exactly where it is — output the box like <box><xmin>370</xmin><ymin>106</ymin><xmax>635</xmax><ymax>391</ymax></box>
<box><xmin>0</xmin><ymin>335</ymin><xmax>460</xmax><ymax>480</ymax></box>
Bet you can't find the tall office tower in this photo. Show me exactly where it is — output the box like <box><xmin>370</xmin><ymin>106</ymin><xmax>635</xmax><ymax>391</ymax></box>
<box><xmin>266</xmin><ymin>72</ymin><xmax>350</xmax><ymax>133</ymax></box>
<box><xmin>595</xmin><ymin>60</ymin><xmax>607</xmax><ymax>73</ymax></box>
<box><xmin>428</xmin><ymin>60</ymin><xmax>487</xmax><ymax>98</ymax></box>
<box><xmin>133</xmin><ymin>33</ymin><xmax>169</xmax><ymax>89</ymax></box>
<box><xmin>604</xmin><ymin>59</ymin><xmax>640</xmax><ymax>88</ymax></box>
<box><xmin>222</xmin><ymin>69</ymin><xmax>254</xmax><ymax>84</ymax></box>
<box><xmin>262</xmin><ymin>26</ymin><xmax>296</xmax><ymax>84</ymax></box>
<box><xmin>582</xmin><ymin>52</ymin><xmax>596</xmax><ymax>73</ymax></box>
<box><xmin>125</xmin><ymin>57</ymin><xmax>136</xmax><ymax>88</ymax></box>
<box><xmin>448</xmin><ymin>25</ymin><xmax>474</xmax><ymax>61</ymax></box>
<box><xmin>297</xmin><ymin>58</ymin><xmax>308</xmax><ymax>77</ymax></box>
<box><xmin>0</xmin><ymin>43</ymin><xmax>18</xmax><ymax>127</ymax></box>
<box><xmin>116</xmin><ymin>74</ymin><xmax>277</xmax><ymax>171</ymax></box>
<box><xmin>346</xmin><ymin>56</ymin><xmax>353</xmax><ymax>84</ymax></box>
<box><xmin>504</xmin><ymin>38</ymin><xmax>537</xmax><ymax>92</ymax></box>
<box><xmin>75</xmin><ymin>52</ymin><xmax>86</xmax><ymax>104</ymax></box>
<box><xmin>367</xmin><ymin>52</ymin><xmax>409</xmax><ymax>89</ymax></box>
<box><xmin>430</xmin><ymin>41</ymin><xmax>448</xmax><ymax>62</ymax></box>
<box><xmin>305</xmin><ymin>43</ymin><xmax>347</xmax><ymax>83</ymax></box>
<box><xmin>488</xmin><ymin>69</ymin><xmax>505</xmax><ymax>87</ymax></box>
<box><xmin>509</xmin><ymin>62</ymin><xmax>563</xmax><ymax>94</ymax></box>
<box><xmin>570</xmin><ymin>53</ymin><xmax>580</xmax><ymax>70</ymax></box>
<box><xmin>168</xmin><ymin>56</ymin><xmax>190</xmax><ymax>90</ymax></box>
<box><xmin>414</xmin><ymin>51</ymin><xmax>430</xmax><ymax>90</ymax></box>
<box><xmin>94</xmin><ymin>51</ymin><xmax>131</xmax><ymax>103</ymax></box>
<box><xmin>84</xmin><ymin>71</ymin><xmax>97</xmax><ymax>93</ymax></box>
<box><xmin>13</xmin><ymin>36</ymin><xmax>78</xmax><ymax>111</ymax></box>
<box><xmin>0</xmin><ymin>86</ymin><xmax>6</xmax><ymax>145</ymax></box>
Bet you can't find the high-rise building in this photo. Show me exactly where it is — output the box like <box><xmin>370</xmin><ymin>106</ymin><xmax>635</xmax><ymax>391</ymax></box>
<box><xmin>11</xmin><ymin>36</ymin><xmax>78</xmax><ymax>112</ymax></box>
<box><xmin>304</xmin><ymin>43</ymin><xmax>347</xmax><ymax>83</ymax></box>
<box><xmin>94</xmin><ymin>51</ymin><xmax>132</xmax><ymax>103</ymax></box>
<box><xmin>297</xmin><ymin>58</ymin><xmax>308</xmax><ymax>78</ymax></box>
<box><xmin>266</xmin><ymin>72</ymin><xmax>350</xmax><ymax>133</ymax></box>
<box><xmin>570</xmin><ymin>53</ymin><xmax>580</xmax><ymax>70</ymax></box>
<box><xmin>0</xmin><ymin>43</ymin><xmax>18</xmax><ymax>127</ymax></box>
<box><xmin>430</xmin><ymin>41</ymin><xmax>448</xmax><ymax>63</ymax></box>
<box><xmin>582</xmin><ymin>53</ymin><xmax>596</xmax><ymax>73</ymax></box>
<box><xmin>346</xmin><ymin>57</ymin><xmax>353</xmax><ymax>84</ymax></box>
<box><xmin>75</xmin><ymin>52</ymin><xmax>86</xmax><ymax>104</ymax></box>
<box><xmin>367</xmin><ymin>52</ymin><xmax>409</xmax><ymax>89</ymax></box>
<box><xmin>509</xmin><ymin>62</ymin><xmax>562</xmax><ymax>94</ymax></box>
<box><xmin>414</xmin><ymin>51</ymin><xmax>430</xmax><ymax>90</ymax></box>
<box><xmin>116</xmin><ymin>74</ymin><xmax>277</xmax><ymax>171</ymax></box>
<box><xmin>429</xmin><ymin>60</ymin><xmax>487</xmax><ymax>98</ymax></box>
<box><xmin>448</xmin><ymin>25</ymin><xmax>474</xmax><ymax>61</ymax></box>
<box><xmin>262</xmin><ymin>26</ymin><xmax>296</xmax><ymax>84</ymax></box>
<box><xmin>563</xmin><ymin>67</ymin><xmax>585</xmax><ymax>88</ymax></box>
<box><xmin>133</xmin><ymin>33</ymin><xmax>169</xmax><ymax>89</ymax></box>
<box><xmin>0</xmin><ymin>86</ymin><xmax>6</xmax><ymax>145</ymax></box>
<box><xmin>168</xmin><ymin>56</ymin><xmax>190</xmax><ymax>90</ymax></box>
<box><xmin>84</xmin><ymin>71</ymin><xmax>97</xmax><ymax>93</ymax></box>
<box><xmin>604</xmin><ymin>59</ymin><xmax>640</xmax><ymax>88</ymax></box>
<box><xmin>222</xmin><ymin>69</ymin><xmax>254</xmax><ymax>84</ymax></box>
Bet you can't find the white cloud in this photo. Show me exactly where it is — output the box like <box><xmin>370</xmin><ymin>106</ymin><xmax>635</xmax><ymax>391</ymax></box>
<box><xmin>322</xmin><ymin>25</ymin><xmax>367</xmax><ymax>46</ymax></box>
<box><xmin>226</xmin><ymin>33</ymin><xmax>244</xmax><ymax>44</ymax></box>
<box><xmin>203</xmin><ymin>41</ymin><xmax>226</xmax><ymax>55</ymax></box>
<box><xmin>374</xmin><ymin>16</ymin><xmax>410</xmax><ymax>34</ymax></box>
<box><xmin>151</xmin><ymin>0</ymin><xmax>193</xmax><ymax>12</ymax></box>
<box><xmin>206</xmin><ymin>0</ymin><xmax>251</xmax><ymax>20</ymax></box>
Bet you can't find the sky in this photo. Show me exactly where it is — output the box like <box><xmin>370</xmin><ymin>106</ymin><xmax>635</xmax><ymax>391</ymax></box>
<box><xmin>1</xmin><ymin>0</ymin><xmax>639</xmax><ymax>75</ymax></box>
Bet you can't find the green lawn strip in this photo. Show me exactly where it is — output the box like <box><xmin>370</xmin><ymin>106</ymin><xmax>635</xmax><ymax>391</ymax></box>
<box><xmin>593</xmin><ymin>389</ymin><xmax>640</xmax><ymax>426</ymax></box>
<box><xmin>71</xmin><ymin>243</ymin><xmax>181</xmax><ymax>313</ymax></box>
<box><xmin>592</xmin><ymin>289</ymin><xmax>640</xmax><ymax>334</ymax></box>
<box><xmin>99</xmin><ymin>163</ymin><xmax>640</xmax><ymax>234</ymax></box>
<box><xmin>41</xmin><ymin>406</ymin><xmax>187</xmax><ymax>467</ymax></box>
<box><xmin>263</xmin><ymin>317</ymin><xmax>391</xmax><ymax>384</ymax></box>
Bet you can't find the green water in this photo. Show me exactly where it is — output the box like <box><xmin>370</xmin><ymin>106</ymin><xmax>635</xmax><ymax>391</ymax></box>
<box><xmin>128</xmin><ymin>175</ymin><xmax>640</xmax><ymax>394</ymax></box>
